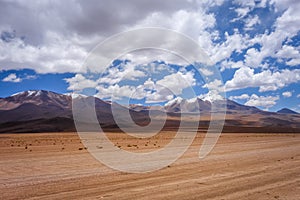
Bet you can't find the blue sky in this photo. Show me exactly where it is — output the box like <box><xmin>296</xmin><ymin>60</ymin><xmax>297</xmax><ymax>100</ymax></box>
<box><xmin>0</xmin><ymin>0</ymin><xmax>299</xmax><ymax>112</ymax></box>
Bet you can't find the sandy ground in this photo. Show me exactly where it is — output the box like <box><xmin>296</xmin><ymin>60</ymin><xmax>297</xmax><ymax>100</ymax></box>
<box><xmin>0</xmin><ymin>132</ymin><xmax>299</xmax><ymax>200</ymax></box>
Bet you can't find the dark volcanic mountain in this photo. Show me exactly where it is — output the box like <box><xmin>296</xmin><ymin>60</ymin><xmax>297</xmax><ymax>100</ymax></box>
<box><xmin>277</xmin><ymin>108</ymin><xmax>299</xmax><ymax>114</ymax></box>
<box><xmin>0</xmin><ymin>90</ymin><xmax>72</xmax><ymax>123</ymax></box>
<box><xmin>0</xmin><ymin>90</ymin><xmax>300</xmax><ymax>133</ymax></box>
<box><xmin>0</xmin><ymin>90</ymin><xmax>150</xmax><ymax>132</ymax></box>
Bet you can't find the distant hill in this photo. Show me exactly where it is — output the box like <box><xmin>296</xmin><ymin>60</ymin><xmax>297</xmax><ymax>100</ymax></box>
<box><xmin>163</xmin><ymin>96</ymin><xmax>263</xmax><ymax>114</ymax></box>
<box><xmin>277</xmin><ymin>108</ymin><xmax>299</xmax><ymax>114</ymax></box>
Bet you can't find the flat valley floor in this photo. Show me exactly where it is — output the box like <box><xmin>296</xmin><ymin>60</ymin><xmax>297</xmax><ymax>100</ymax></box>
<box><xmin>0</xmin><ymin>132</ymin><xmax>299</xmax><ymax>200</ymax></box>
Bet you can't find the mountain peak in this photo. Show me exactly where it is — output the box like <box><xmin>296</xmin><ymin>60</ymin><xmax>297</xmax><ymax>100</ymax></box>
<box><xmin>10</xmin><ymin>90</ymin><xmax>61</xmax><ymax>98</ymax></box>
<box><xmin>12</xmin><ymin>90</ymin><xmax>42</xmax><ymax>97</ymax></box>
<box><xmin>164</xmin><ymin>97</ymin><xmax>184</xmax><ymax>107</ymax></box>
<box><xmin>1</xmin><ymin>90</ymin><xmax>71</xmax><ymax>111</ymax></box>
<box><xmin>277</xmin><ymin>108</ymin><xmax>298</xmax><ymax>114</ymax></box>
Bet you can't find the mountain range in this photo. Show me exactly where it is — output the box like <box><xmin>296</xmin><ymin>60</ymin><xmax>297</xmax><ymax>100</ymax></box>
<box><xmin>0</xmin><ymin>90</ymin><xmax>299</xmax><ymax>133</ymax></box>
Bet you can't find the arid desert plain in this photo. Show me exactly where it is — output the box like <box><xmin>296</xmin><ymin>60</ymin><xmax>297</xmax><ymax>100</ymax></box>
<box><xmin>0</xmin><ymin>132</ymin><xmax>299</xmax><ymax>200</ymax></box>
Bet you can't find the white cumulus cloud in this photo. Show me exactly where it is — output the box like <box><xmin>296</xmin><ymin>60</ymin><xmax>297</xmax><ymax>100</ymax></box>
<box><xmin>229</xmin><ymin>94</ymin><xmax>250</xmax><ymax>100</ymax></box>
<box><xmin>2</xmin><ymin>73</ymin><xmax>21</xmax><ymax>83</ymax></box>
<box><xmin>245</xmin><ymin>94</ymin><xmax>279</xmax><ymax>109</ymax></box>
<box><xmin>225</xmin><ymin>67</ymin><xmax>300</xmax><ymax>92</ymax></box>
<box><xmin>282</xmin><ymin>91</ymin><xmax>292</xmax><ymax>98</ymax></box>
<box><xmin>65</xmin><ymin>74</ymin><xmax>97</xmax><ymax>91</ymax></box>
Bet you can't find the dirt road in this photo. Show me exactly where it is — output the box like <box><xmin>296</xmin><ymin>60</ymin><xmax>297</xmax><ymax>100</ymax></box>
<box><xmin>0</xmin><ymin>132</ymin><xmax>299</xmax><ymax>199</ymax></box>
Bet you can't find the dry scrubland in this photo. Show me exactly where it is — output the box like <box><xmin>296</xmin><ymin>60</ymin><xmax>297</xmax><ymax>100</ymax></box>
<box><xmin>0</xmin><ymin>132</ymin><xmax>299</xmax><ymax>200</ymax></box>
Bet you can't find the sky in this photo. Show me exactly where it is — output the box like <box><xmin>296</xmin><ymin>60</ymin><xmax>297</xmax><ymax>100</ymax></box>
<box><xmin>0</xmin><ymin>0</ymin><xmax>299</xmax><ymax>112</ymax></box>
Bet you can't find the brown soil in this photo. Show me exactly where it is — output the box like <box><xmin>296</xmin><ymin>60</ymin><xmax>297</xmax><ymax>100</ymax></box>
<box><xmin>0</xmin><ymin>132</ymin><xmax>299</xmax><ymax>199</ymax></box>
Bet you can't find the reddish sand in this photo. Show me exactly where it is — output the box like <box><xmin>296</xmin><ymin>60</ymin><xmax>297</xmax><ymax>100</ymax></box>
<box><xmin>0</xmin><ymin>132</ymin><xmax>299</xmax><ymax>199</ymax></box>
